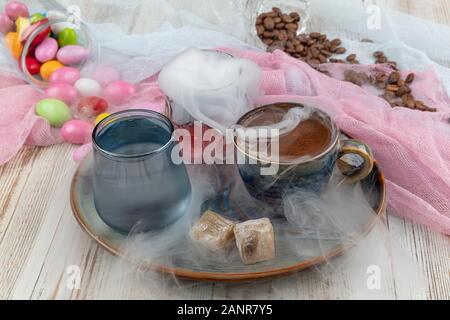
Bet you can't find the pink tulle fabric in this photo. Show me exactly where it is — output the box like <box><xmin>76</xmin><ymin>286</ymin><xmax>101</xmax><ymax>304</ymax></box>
<box><xmin>1</xmin><ymin>48</ymin><xmax>449</xmax><ymax>235</ymax></box>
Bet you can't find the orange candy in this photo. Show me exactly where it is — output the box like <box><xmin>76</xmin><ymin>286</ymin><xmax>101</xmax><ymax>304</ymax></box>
<box><xmin>40</xmin><ymin>60</ymin><xmax>64</xmax><ymax>81</ymax></box>
<box><xmin>4</xmin><ymin>32</ymin><xmax>23</xmax><ymax>59</ymax></box>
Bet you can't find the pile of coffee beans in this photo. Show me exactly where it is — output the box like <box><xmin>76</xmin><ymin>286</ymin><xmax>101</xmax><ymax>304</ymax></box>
<box><xmin>256</xmin><ymin>7</ymin><xmax>437</xmax><ymax>112</ymax></box>
<box><xmin>256</xmin><ymin>7</ymin><xmax>301</xmax><ymax>46</ymax></box>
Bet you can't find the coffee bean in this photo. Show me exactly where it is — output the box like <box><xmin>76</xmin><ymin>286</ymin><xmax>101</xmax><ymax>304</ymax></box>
<box><xmin>285</xmin><ymin>23</ymin><xmax>298</xmax><ymax>31</ymax></box>
<box><xmin>289</xmin><ymin>12</ymin><xmax>301</xmax><ymax>22</ymax></box>
<box><xmin>287</xmin><ymin>30</ymin><xmax>296</xmax><ymax>40</ymax></box>
<box><xmin>275</xmin><ymin>22</ymin><xmax>285</xmax><ymax>29</ymax></box>
<box><xmin>414</xmin><ymin>100</ymin><xmax>427</xmax><ymax>111</ymax></box>
<box><xmin>256</xmin><ymin>24</ymin><xmax>264</xmax><ymax>36</ymax></box>
<box><xmin>346</xmin><ymin>54</ymin><xmax>357</xmax><ymax>62</ymax></box>
<box><xmin>386</xmin><ymin>84</ymin><xmax>399</xmax><ymax>92</ymax></box>
<box><xmin>264</xmin><ymin>17</ymin><xmax>275</xmax><ymax>30</ymax></box>
<box><xmin>396</xmin><ymin>85</ymin><xmax>411</xmax><ymax>97</ymax></box>
<box><xmin>263</xmin><ymin>31</ymin><xmax>274</xmax><ymax>38</ymax></box>
<box><xmin>310</xmin><ymin>32</ymin><xmax>321</xmax><ymax>39</ymax></box>
<box><xmin>330</xmin><ymin>39</ymin><xmax>342</xmax><ymax>47</ymax></box>
<box><xmin>402</xmin><ymin>94</ymin><xmax>415</xmax><ymax>108</ymax></box>
<box><xmin>272</xmin><ymin>7</ymin><xmax>282</xmax><ymax>14</ymax></box>
<box><xmin>388</xmin><ymin>72</ymin><xmax>401</xmax><ymax>84</ymax></box>
<box><xmin>295</xmin><ymin>44</ymin><xmax>304</xmax><ymax>53</ymax></box>
<box><xmin>310</xmin><ymin>47</ymin><xmax>320</xmax><ymax>58</ymax></box>
<box><xmin>282</xmin><ymin>14</ymin><xmax>295</xmax><ymax>23</ymax></box>
<box><xmin>376</xmin><ymin>56</ymin><xmax>388</xmax><ymax>64</ymax></box>
<box><xmin>405</xmin><ymin>73</ymin><xmax>415</xmax><ymax>84</ymax></box>
<box><xmin>262</xmin><ymin>38</ymin><xmax>274</xmax><ymax>45</ymax></box>
<box><xmin>278</xmin><ymin>32</ymin><xmax>288</xmax><ymax>41</ymax></box>
<box><xmin>335</xmin><ymin>47</ymin><xmax>347</xmax><ymax>54</ymax></box>
<box><xmin>373</xmin><ymin>51</ymin><xmax>384</xmax><ymax>58</ymax></box>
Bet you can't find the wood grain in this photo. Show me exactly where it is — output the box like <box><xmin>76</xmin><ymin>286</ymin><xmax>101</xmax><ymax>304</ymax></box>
<box><xmin>0</xmin><ymin>0</ymin><xmax>449</xmax><ymax>300</ymax></box>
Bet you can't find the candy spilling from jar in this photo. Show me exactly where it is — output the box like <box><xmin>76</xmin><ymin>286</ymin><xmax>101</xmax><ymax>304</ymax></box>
<box><xmin>1</xmin><ymin>1</ymin><xmax>88</xmax><ymax>84</ymax></box>
<box><xmin>0</xmin><ymin>1</ymin><xmax>143</xmax><ymax>146</ymax></box>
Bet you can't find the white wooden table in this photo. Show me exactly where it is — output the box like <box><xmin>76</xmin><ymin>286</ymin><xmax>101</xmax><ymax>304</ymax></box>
<box><xmin>0</xmin><ymin>0</ymin><xmax>449</xmax><ymax>300</ymax></box>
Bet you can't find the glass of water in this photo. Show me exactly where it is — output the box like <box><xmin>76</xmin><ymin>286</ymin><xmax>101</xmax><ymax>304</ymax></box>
<box><xmin>92</xmin><ymin>110</ymin><xmax>192</xmax><ymax>233</ymax></box>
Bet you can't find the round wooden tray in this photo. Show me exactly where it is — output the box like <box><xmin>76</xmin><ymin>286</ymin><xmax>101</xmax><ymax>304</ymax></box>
<box><xmin>70</xmin><ymin>154</ymin><xmax>386</xmax><ymax>282</ymax></box>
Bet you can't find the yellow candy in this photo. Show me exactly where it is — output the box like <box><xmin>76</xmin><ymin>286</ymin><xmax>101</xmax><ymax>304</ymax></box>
<box><xmin>40</xmin><ymin>60</ymin><xmax>64</xmax><ymax>81</ymax></box>
<box><xmin>95</xmin><ymin>113</ymin><xmax>111</xmax><ymax>126</ymax></box>
<box><xmin>15</xmin><ymin>17</ymin><xmax>30</xmax><ymax>41</ymax></box>
<box><xmin>4</xmin><ymin>32</ymin><xmax>23</xmax><ymax>60</ymax></box>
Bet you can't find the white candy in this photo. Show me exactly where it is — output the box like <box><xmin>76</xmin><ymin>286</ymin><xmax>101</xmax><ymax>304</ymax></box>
<box><xmin>234</xmin><ymin>218</ymin><xmax>275</xmax><ymax>265</ymax></box>
<box><xmin>74</xmin><ymin>78</ymin><xmax>102</xmax><ymax>97</ymax></box>
<box><xmin>190</xmin><ymin>211</ymin><xmax>235</xmax><ymax>252</ymax></box>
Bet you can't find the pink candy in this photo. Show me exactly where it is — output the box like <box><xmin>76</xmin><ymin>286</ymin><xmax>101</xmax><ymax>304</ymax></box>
<box><xmin>57</xmin><ymin>45</ymin><xmax>88</xmax><ymax>65</ymax></box>
<box><xmin>49</xmin><ymin>67</ymin><xmax>80</xmax><ymax>85</ymax></box>
<box><xmin>103</xmin><ymin>81</ymin><xmax>136</xmax><ymax>105</ymax></box>
<box><xmin>61</xmin><ymin>119</ymin><xmax>93</xmax><ymax>145</ymax></box>
<box><xmin>0</xmin><ymin>13</ymin><xmax>13</xmax><ymax>33</ymax></box>
<box><xmin>45</xmin><ymin>83</ymin><xmax>78</xmax><ymax>104</ymax></box>
<box><xmin>5</xmin><ymin>1</ymin><xmax>29</xmax><ymax>20</ymax></box>
<box><xmin>35</xmin><ymin>37</ymin><xmax>58</xmax><ymax>63</ymax></box>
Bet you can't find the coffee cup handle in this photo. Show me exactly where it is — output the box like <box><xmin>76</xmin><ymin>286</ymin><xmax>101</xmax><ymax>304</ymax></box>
<box><xmin>337</xmin><ymin>139</ymin><xmax>375</xmax><ymax>184</ymax></box>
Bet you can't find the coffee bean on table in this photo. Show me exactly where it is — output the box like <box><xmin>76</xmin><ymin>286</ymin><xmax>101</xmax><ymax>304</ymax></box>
<box><xmin>373</xmin><ymin>51</ymin><xmax>384</xmax><ymax>58</ymax></box>
<box><xmin>346</xmin><ymin>54</ymin><xmax>357</xmax><ymax>62</ymax></box>
<box><xmin>388</xmin><ymin>71</ymin><xmax>401</xmax><ymax>84</ymax></box>
<box><xmin>405</xmin><ymin>73</ymin><xmax>415</xmax><ymax>84</ymax></box>
<box><xmin>402</xmin><ymin>94</ymin><xmax>416</xmax><ymax>108</ymax></box>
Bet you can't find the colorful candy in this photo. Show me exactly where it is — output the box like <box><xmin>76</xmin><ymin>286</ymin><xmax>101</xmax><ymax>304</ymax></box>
<box><xmin>56</xmin><ymin>45</ymin><xmax>88</xmax><ymax>65</ymax></box>
<box><xmin>75</xmin><ymin>78</ymin><xmax>102</xmax><ymax>97</ymax></box>
<box><xmin>35</xmin><ymin>98</ymin><xmax>71</xmax><ymax>127</ymax></box>
<box><xmin>49</xmin><ymin>66</ymin><xmax>80</xmax><ymax>85</ymax></box>
<box><xmin>20</xmin><ymin>18</ymin><xmax>51</xmax><ymax>45</ymax></box>
<box><xmin>103</xmin><ymin>81</ymin><xmax>136</xmax><ymax>105</ymax></box>
<box><xmin>61</xmin><ymin>119</ymin><xmax>93</xmax><ymax>144</ymax></box>
<box><xmin>0</xmin><ymin>13</ymin><xmax>13</xmax><ymax>33</ymax></box>
<box><xmin>14</xmin><ymin>16</ymin><xmax>29</xmax><ymax>40</ymax></box>
<box><xmin>45</xmin><ymin>83</ymin><xmax>78</xmax><ymax>104</ymax></box>
<box><xmin>77</xmin><ymin>96</ymin><xmax>108</xmax><ymax>118</ymax></box>
<box><xmin>35</xmin><ymin>37</ymin><xmax>58</xmax><ymax>63</ymax></box>
<box><xmin>40</xmin><ymin>60</ymin><xmax>64</xmax><ymax>81</ymax></box>
<box><xmin>30</xmin><ymin>13</ymin><xmax>45</xmax><ymax>24</ymax></box>
<box><xmin>94</xmin><ymin>112</ymin><xmax>111</xmax><ymax>126</ymax></box>
<box><xmin>5</xmin><ymin>1</ymin><xmax>29</xmax><ymax>20</ymax></box>
<box><xmin>0</xmin><ymin>7</ymin><xmax>137</xmax><ymax>106</ymax></box>
<box><xmin>24</xmin><ymin>56</ymin><xmax>41</xmax><ymax>75</ymax></box>
<box><xmin>4</xmin><ymin>31</ymin><xmax>22</xmax><ymax>59</ymax></box>
<box><xmin>57</xmin><ymin>27</ymin><xmax>77</xmax><ymax>47</ymax></box>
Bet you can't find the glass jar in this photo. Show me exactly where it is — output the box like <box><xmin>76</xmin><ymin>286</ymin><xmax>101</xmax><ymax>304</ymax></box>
<box><xmin>20</xmin><ymin>17</ymin><xmax>98</xmax><ymax>90</ymax></box>
<box><xmin>237</xmin><ymin>0</ymin><xmax>311</xmax><ymax>48</ymax></box>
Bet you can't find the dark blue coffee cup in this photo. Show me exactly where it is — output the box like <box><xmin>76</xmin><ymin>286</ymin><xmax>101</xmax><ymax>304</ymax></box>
<box><xmin>234</xmin><ymin>103</ymin><xmax>374</xmax><ymax>205</ymax></box>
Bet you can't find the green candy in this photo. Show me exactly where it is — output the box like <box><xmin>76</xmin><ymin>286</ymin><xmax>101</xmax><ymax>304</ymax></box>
<box><xmin>35</xmin><ymin>98</ymin><xmax>71</xmax><ymax>128</ymax></box>
<box><xmin>30</xmin><ymin>13</ymin><xmax>46</xmax><ymax>24</ymax></box>
<box><xmin>58</xmin><ymin>28</ymin><xmax>78</xmax><ymax>47</ymax></box>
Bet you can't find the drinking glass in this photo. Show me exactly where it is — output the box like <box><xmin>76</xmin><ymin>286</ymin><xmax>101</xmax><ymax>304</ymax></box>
<box><xmin>92</xmin><ymin>110</ymin><xmax>192</xmax><ymax>233</ymax></box>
